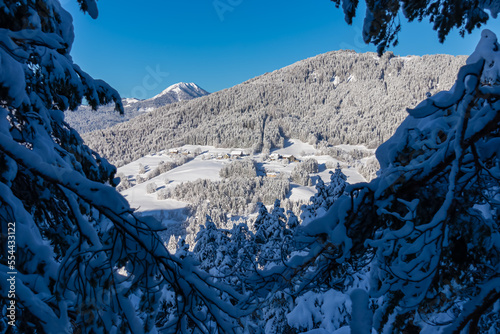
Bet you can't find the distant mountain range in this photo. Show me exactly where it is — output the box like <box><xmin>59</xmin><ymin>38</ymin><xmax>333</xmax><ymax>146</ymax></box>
<box><xmin>65</xmin><ymin>82</ymin><xmax>209</xmax><ymax>133</ymax></box>
<box><xmin>82</xmin><ymin>50</ymin><xmax>466</xmax><ymax>166</ymax></box>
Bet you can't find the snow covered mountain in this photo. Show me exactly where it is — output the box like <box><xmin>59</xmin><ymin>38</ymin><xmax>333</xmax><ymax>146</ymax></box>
<box><xmin>123</xmin><ymin>97</ymin><xmax>141</xmax><ymax>106</ymax></box>
<box><xmin>149</xmin><ymin>82</ymin><xmax>210</xmax><ymax>105</ymax></box>
<box><xmin>65</xmin><ymin>82</ymin><xmax>210</xmax><ymax>133</ymax></box>
<box><xmin>84</xmin><ymin>50</ymin><xmax>466</xmax><ymax>167</ymax></box>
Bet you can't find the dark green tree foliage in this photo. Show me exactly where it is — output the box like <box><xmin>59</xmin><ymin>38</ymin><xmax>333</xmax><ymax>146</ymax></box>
<box><xmin>330</xmin><ymin>0</ymin><xmax>499</xmax><ymax>53</ymax></box>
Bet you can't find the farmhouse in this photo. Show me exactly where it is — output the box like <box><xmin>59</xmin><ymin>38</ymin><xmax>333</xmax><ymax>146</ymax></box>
<box><xmin>230</xmin><ymin>150</ymin><xmax>244</xmax><ymax>159</ymax></box>
<box><xmin>282</xmin><ymin>154</ymin><xmax>298</xmax><ymax>162</ymax></box>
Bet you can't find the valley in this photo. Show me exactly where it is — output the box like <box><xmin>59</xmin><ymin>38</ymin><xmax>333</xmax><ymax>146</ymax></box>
<box><xmin>115</xmin><ymin>138</ymin><xmax>373</xmax><ymax>247</ymax></box>
<box><xmin>79</xmin><ymin>49</ymin><xmax>467</xmax><ymax>251</ymax></box>
<box><xmin>6</xmin><ymin>1</ymin><xmax>500</xmax><ymax>332</ymax></box>
<box><xmin>83</xmin><ymin>50</ymin><xmax>466</xmax><ymax>167</ymax></box>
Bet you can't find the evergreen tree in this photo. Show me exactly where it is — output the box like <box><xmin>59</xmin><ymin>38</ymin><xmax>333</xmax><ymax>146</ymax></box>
<box><xmin>0</xmin><ymin>1</ymin><xmax>251</xmax><ymax>332</ymax></box>
<box><xmin>301</xmin><ymin>163</ymin><xmax>348</xmax><ymax>225</ymax></box>
<box><xmin>270</xmin><ymin>199</ymin><xmax>288</xmax><ymax>233</ymax></box>
<box><xmin>265</xmin><ymin>29</ymin><xmax>500</xmax><ymax>333</ymax></box>
<box><xmin>262</xmin><ymin>290</ymin><xmax>296</xmax><ymax>334</ymax></box>
<box><xmin>229</xmin><ymin>222</ymin><xmax>258</xmax><ymax>284</ymax></box>
<box><xmin>254</xmin><ymin>202</ymin><xmax>272</xmax><ymax>244</ymax></box>
<box><xmin>166</xmin><ymin>234</ymin><xmax>179</xmax><ymax>254</ymax></box>
<box><xmin>326</xmin><ymin>163</ymin><xmax>347</xmax><ymax>202</ymax></box>
<box><xmin>286</xmin><ymin>210</ymin><xmax>299</xmax><ymax>230</ymax></box>
<box><xmin>193</xmin><ymin>215</ymin><xmax>231</xmax><ymax>272</ymax></box>
<box><xmin>175</xmin><ymin>236</ymin><xmax>190</xmax><ymax>260</ymax></box>
<box><xmin>256</xmin><ymin>200</ymin><xmax>296</xmax><ymax>268</ymax></box>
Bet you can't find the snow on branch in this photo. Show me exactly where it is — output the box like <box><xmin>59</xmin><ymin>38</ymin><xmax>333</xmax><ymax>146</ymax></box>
<box><xmin>251</xmin><ymin>29</ymin><xmax>500</xmax><ymax>332</ymax></box>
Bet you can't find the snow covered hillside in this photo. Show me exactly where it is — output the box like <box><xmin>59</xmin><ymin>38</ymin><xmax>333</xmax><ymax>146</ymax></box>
<box><xmin>115</xmin><ymin>139</ymin><xmax>373</xmax><ymax>245</ymax></box>
<box><xmin>83</xmin><ymin>50</ymin><xmax>466</xmax><ymax>166</ymax></box>
<box><xmin>64</xmin><ymin>82</ymin><xmax>209</xmax><ymax>133</ymax></box>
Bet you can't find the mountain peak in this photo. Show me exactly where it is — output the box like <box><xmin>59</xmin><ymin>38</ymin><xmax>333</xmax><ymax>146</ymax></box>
<box><xmin>152</xmin><ymin>82</ymin><xmax>209</xmax><ymax>101</ymax></box>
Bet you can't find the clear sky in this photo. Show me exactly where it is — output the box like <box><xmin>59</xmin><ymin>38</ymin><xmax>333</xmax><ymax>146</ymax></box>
<box><xmin>64</xmin><ymin>0</ymin><xmax>500</xmax><ymax>99</ymax></box>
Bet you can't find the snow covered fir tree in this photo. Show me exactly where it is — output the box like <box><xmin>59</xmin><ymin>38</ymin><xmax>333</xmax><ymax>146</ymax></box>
<box><xmin>268</xmin><ymin>29</ymin><xmax>500</xmax><ymax>333</ymax></box>
<box><xmin>1</xmin><ymin>0</ymin><xmax>500</xmax><ymax>334</ymax></box>
<box><xmin>0</xmin><ymin>1</ymin><xmax>252</xmax><ymax>333</ymax></box>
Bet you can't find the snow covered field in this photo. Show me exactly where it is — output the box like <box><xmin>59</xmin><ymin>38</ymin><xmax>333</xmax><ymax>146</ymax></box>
<box><xmin>117</xmin><ymin>139</ymin><xmax>373</xmax><ymax>231</ymax></box>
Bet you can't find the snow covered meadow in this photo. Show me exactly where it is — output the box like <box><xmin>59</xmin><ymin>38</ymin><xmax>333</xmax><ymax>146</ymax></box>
<box><xmin>115</xmin><ymin>139</ymin><xmax>372</xmax><ymax>248</ymax></box>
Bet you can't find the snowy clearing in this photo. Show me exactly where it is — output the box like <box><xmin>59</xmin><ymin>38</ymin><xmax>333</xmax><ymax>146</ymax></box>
<box><xmin>117</xmin><ymin>139</ymin><xmax>372</xmax><ymax>231</ymax></box>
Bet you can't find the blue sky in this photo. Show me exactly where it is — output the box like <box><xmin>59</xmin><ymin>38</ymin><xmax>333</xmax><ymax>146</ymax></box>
<box><xmin>64</xmin><ymin>0</ymin><xmax>500</xmax><ymax>99</ymax></box>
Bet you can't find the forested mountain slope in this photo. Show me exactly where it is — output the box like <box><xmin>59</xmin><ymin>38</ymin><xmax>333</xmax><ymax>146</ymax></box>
<box><xmin>83</xmin><ymin>51</ymin><xmax>466</xmax><ymax>166</ymax></box>
<box><xmin>177</xmin><ymin>30</ymin><xmax>500</xmax><ymax>333</ymax></box>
